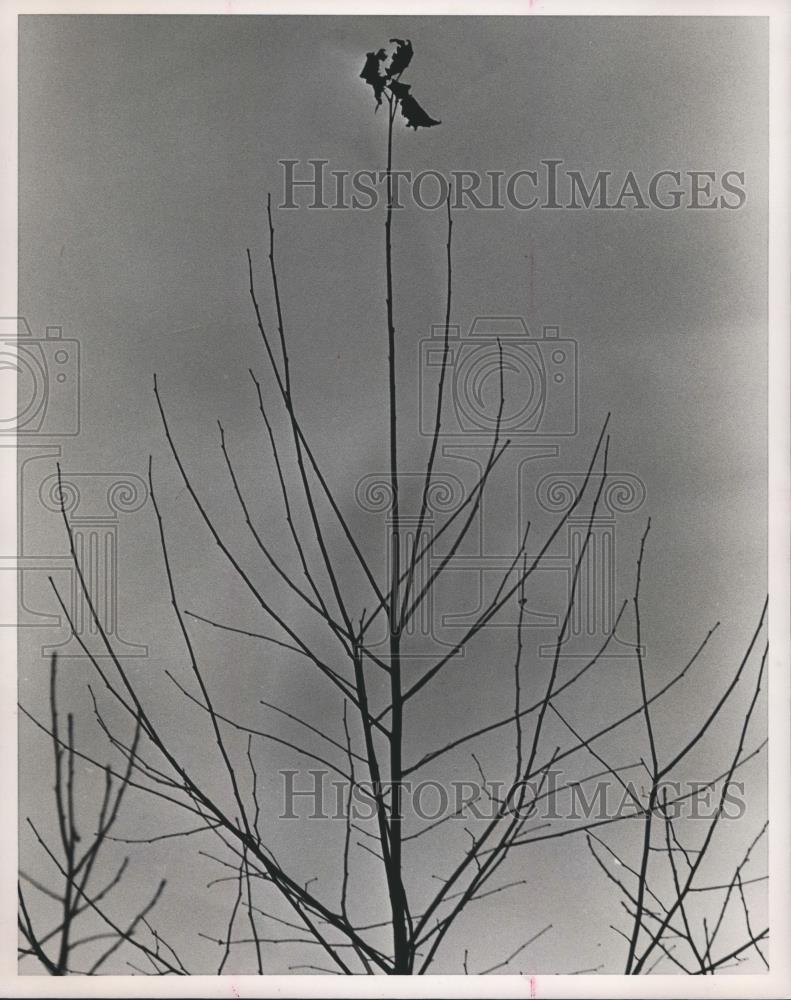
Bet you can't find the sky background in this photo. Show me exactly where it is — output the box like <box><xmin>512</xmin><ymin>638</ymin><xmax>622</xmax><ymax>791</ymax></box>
<box><xmin>16</xmin><ymin>15</ymin><xmax>768</xmax><ymax>976</ymax></box>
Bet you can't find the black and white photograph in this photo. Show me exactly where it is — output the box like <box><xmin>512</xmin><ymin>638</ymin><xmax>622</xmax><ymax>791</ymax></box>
<box><xmin>1</xmin><ymin>2</ymin><xmax>789</xmax><ymax>996</ymax></box>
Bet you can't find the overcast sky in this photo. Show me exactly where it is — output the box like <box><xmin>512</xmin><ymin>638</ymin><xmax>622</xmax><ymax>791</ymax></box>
<box><xmin>17</xmin><ymin>15</ymin><xmax>768</xmax><ymax>976</ymax></box>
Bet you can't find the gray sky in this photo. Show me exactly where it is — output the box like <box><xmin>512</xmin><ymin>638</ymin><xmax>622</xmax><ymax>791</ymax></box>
<box><xmin>18</xmin><ymin>15</ymin><xmax>768</xmax><ymax>976</ymax></box>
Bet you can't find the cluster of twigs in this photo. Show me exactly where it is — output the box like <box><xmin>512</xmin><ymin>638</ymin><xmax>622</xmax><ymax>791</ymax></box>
<box><xmin>18</xmin><ymin>61</ymin><xmax>768</xmax><ymax>976</ymax></box>
<box><xmin>584</xmin><ymin>530</ymin><xmax>769</xmax><ymax>975</ymax></box>
<box><xmin>18</xmin><ymin>654</ymin><xmax>185</xmax><ymax>974</ymax></box>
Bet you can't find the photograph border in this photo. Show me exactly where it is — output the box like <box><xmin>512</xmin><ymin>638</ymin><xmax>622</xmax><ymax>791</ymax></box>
<box><xmin>1</xmin><ymin>2</ymin><xmax>787</xmax><ymax>997</ymax></box>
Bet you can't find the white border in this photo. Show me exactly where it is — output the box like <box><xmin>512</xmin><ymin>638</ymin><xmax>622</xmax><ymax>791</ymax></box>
<box><xmin>1</xmin><ymin>2</ymin><xmax>788</xmax><ymax>998</ymax></box>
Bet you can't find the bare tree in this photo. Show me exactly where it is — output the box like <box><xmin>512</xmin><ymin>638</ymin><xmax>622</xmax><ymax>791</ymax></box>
<box><xmin>19</xmin><ymin>38</ymin><xmax>768</xmax><ymax>976</ymax></box>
